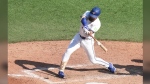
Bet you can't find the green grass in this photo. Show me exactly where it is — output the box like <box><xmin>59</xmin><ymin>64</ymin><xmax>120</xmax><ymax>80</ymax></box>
<box><xmin>8</xmin><ymin>0</ymin><xmax>143</xmax><ymax>43</ymax></box>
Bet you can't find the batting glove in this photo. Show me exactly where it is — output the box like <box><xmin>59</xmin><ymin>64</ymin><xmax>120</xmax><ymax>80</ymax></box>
<box><xmin>83</xmin><ymin>27</ymin><xmax>90</xmax><ymax>34</ymax></box>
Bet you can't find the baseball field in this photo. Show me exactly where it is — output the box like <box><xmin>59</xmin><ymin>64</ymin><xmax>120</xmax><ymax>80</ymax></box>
<box><xmin>8</xmin><ymin>0</ymin><xmax>143</xmax><ymax>84</ymax></box>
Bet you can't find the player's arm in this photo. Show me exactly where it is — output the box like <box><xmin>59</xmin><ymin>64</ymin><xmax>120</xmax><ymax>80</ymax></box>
<box><xmin>81</xmin><ymin>15</ymin><xmax>90</xmax><ymax>34</ymax></box>
<box><xmin>80</xmin><ymin>11</ymin><xmax>89</xmax><ymax>30</ymax></box>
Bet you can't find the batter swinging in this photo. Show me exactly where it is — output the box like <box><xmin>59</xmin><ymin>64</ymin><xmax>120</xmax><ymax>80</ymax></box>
<box><xmin>58</xmin><ymin>7</ymin><xmax>116</xmax><ymax>78</ymax></box>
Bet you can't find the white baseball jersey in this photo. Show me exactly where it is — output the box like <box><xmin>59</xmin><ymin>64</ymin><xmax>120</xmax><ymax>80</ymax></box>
<box><xmin>79</xmin><ymin>11</ymin><xmax>101</xmax><ymax>38</ymax></box>
<box><xmin>59</xmin><ymin>8</ymin><xmax>116</xmax><ymax>77</ymax></box>
<box><xmin>60</xmin><ymin>10</ymin><xmax>110</xmax><ymax>73</ymax></box>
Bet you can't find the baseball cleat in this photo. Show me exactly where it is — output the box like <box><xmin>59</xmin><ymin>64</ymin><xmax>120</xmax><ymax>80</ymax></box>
<box><xmin>58</xmin><ymin>71</ymin><xmax>65</xmax><ymax>78</ymax></box>
<box><xmin>108</xmin><ymin>63</ymin><xmax>116</xmax><ymax>73</ymax></box>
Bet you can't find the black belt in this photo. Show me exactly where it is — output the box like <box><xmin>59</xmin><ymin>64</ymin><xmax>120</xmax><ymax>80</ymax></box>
<box><xmin>80</xmin><ymin>35</ymin><xmax>86</xmax><ymax>39</ymax></box>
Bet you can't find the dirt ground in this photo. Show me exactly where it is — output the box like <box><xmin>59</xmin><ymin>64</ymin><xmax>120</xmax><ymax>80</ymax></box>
<box><xmin>8</xmin><ymin>41</ymin><xmax>143</xmax><ymax>84</ymax></box>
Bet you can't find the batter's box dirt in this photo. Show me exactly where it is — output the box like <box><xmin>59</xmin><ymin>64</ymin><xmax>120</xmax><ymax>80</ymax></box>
<box><xmin>115</xmin><ymin>69</ymin><xmax>130</xmax><ymax>75</ymax></box>
<box><xmin>8</xmin><ymin>41</ymin><xmax>143</xmax><ymax>84</ymax></box>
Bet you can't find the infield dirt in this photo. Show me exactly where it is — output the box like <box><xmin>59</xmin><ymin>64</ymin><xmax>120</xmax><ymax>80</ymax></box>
<box><xmin>8</xmin><ymin>41</ymin><xmax>143</xmax><ymax>84</ymax></box>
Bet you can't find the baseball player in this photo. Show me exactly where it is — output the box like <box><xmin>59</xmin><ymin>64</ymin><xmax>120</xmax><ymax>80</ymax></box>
<box><xmin>58</xmin><ymin>7</ymin><xmax>116</xmax><ymax>78</ymax></box>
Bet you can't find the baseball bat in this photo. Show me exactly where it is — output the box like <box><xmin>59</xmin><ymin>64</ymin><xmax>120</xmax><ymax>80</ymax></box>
<box><xmin>89</xmin><ymin>34</ymin><xmax>108</xmax><ymax>52</ymax></box>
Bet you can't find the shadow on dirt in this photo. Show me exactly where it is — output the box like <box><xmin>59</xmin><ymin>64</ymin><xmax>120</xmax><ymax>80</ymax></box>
<box><xmin>131</xmin><ymin>59</ymin><xmax>143</xmax><ymax>63</ymax></box>
<box><xmin>15</xmin><ymin>60</ymin><xmax>59</xmax><ymax>77</ymax></box>
<box><xmin>15</xmin><ymin>59</ymin><xmax>143</xmax><ymax>78</ymax></box>
<box><xmin>114</xmin><ymin>64</ymin><xmax>143</xmax><ymax>76</ymax></box>
<box><xmin>15</xmin><ymin>60</ymin><xmax>112</xmax><ymax>77</ymax></box>
<box><xmin>113</xmin><ymin>59</ymin><xmax>143</xmax><ymax>76</ymax></box>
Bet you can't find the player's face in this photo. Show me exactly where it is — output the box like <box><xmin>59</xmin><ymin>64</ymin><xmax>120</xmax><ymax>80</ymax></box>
<box><xmin>89</xmin><ymin>16</ymin><xmax>96</xmax><ymax>22</ymax></box>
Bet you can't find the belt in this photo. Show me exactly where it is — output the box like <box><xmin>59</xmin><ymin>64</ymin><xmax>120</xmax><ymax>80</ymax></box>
<box><xmin>80</xmin><ymin>35</ymin><xmax>86</xmax><ymax>39</ymax></box>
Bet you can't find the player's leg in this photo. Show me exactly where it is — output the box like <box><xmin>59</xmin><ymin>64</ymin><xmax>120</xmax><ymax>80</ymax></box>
<box><xmin>81</xmin><ymin>39</ymin><xmax>109</xmax><ymax>67</ymax></box>
<box><xmin>81</xmin><ymin>39</ymin><xmax>116</xmax><ymax>73</ymax></box>
<box><xmin>58</xmin><ymin>33</ymin><xmax>81</xmax><ymax>78</ymax></box>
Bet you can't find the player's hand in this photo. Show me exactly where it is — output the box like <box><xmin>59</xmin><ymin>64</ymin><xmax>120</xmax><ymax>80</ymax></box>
<box><xmin>83</xmin><ymin>26</ymin><xmax>90</xmax><ymax>34</ymax></box>
<box><xmin>88</xmin><ymin>31</ymin><xmax>94</xmax><ymax>35</ymax></box>
<box><xmin>83</xmin><ymin>27</ymin><xmax>90</xmax><ymax>34</ymax></box>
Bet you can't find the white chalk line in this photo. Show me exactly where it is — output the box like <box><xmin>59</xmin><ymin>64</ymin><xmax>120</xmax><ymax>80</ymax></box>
<box><xmin>8</xmin><ymin>64</ymin><xmax>93</xmax><ymax>84</ymax></box>
<box><xmin>49</xmin><ymin>64</ymin><xmax>94</xmax><ymax>70</ymax></box>
<box><xmin>86</xmin><ymin>82</ymin><xmax>107</xmax><ymax>84</ymax></box>
<box><xmin>33</xmin><ymin>64</ymin><xmax>94</xmax><ymax>71</ymax></box>
<box><xmin>23</xmin><ymin>70</ymin><xmax>53</xmax><ymax>84</ymax></box>
<box><xmin>8</xmin><ymin>74</ymin><xmax>31</xmax><ymax>77</ymax></box>
<box><xmin>56</xmin><ymin>74</ymin><xmax>128</xmax><ymax>84</ymax></box>
<box><xmin>8</xmin><ymin>70</ymin><xmax>53</xmax><ymax>84</ymax></box>
<box><xmin>9</xmin><ymin>70</ymin><xmax>67</xmax><ymax>84</ymax></box>
<box><xmin>8</xmin><ymin>73</ymin><xmax>127</xmax><ymax>84</ymax></box>
<box><xmin>8</xmin><ymin>64</ymin><xmax>129</xmax><ymax>84</ymax></box>
<box><xmin>9</xmin><ymin>64</ymin><xmax>95</xmax><ymax>84</ymax></box>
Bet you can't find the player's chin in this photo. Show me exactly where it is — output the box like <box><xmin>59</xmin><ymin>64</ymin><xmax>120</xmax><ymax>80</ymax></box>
<box><xmin>89</xmin><ymin>16</ymin><xmax>96</xmax><ymax>22</ymax></box>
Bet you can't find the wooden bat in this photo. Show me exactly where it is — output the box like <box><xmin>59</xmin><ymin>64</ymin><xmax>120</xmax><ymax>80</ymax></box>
<box><xmin>89</xmin><ymin>34</ymin><xmax>108</xmax><ymax>52</ymax></box>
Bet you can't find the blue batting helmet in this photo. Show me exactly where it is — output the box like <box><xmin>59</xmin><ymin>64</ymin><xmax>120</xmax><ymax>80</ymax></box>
<box><xmin>89</xmin><ymin>7</ymin><xmax>101</xmax><ymax>18</ymax></box>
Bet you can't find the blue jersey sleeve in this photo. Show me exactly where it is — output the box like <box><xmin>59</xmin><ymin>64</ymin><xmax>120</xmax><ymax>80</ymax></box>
<box><xmin>81</xmin><ymin>18</ymin><xmax>87</xmax><ymax>27</ymax></box>
<box><xmin>81</xmin><ymin>11</ymin><xmax>90</xmax><ymax>30</ymax></box>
